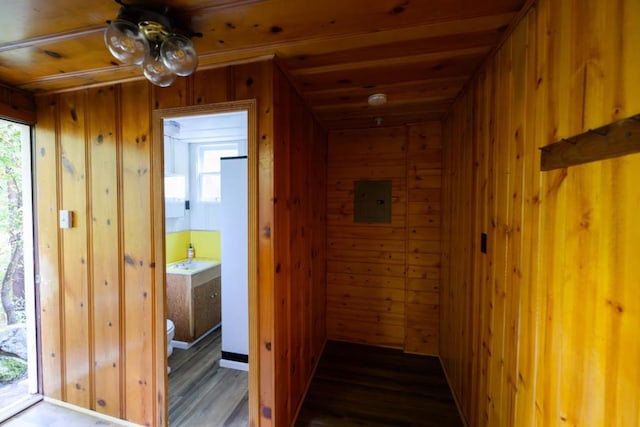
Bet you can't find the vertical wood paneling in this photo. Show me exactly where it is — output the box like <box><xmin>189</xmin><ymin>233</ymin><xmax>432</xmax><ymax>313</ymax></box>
<box><xmin>35</xmin><ymin>95</ymin><xmax>63</xmax><ymax>399</ymax></box>
<box><xmin>58</xmin><ymin>91</ymin><xmax>90</xmax><ymax>408</ymax></box>
<box><xmin>327</xmin><ymin>123</ymin><xmax>441</xmax><ymax>354</ymax></box>
<box><xmin>405</xmin><ymin>122</ymin><xmax>441</xmax><ymax>355</ymax></box>
<box><xmin>192</xmin><ymin>67</ymin><xmax>230</xmax><ymax>105</ymax></box>
<box><xmin>311</xmin><ymin>119</ymin><xmax>327</xmax><ymax>371</ymax></box>
<box><xmin>441</xmin><ymin>0</ymin><xmax>640</xmax><ymax>426</ymax></box>
<box><xmin>153</xmin><ymin>78</ymin><xmax>189</xmax><ymax>110</ymax></box>
<box><xmin>0</xmin><ymin>84</ymin><xmax>36</xmax><ymax>124</ymax></box>
<box><xmin>272</xmin><ymin>66</ymin><xmax>328</xmax><ymax>426</ymax></box>
<box><xmin>273</xmin><ymin>67</ymin><xmax>291</xmax><ymax>424</ymax></box>
<box><xmin>32</xmin><ymin>58</ymin><xmax>320</xmax><ymax>427</ymax></box>
<box><xmin>232</xmin><ymin>60</ymin><xmax>277</xmax><ymax>427</ymax></box>
<box><xmin>87</xmin><ymin>85</ymin><xmax>121</xmax><ymax>417</ymax></box>
<box><xmin>120</xmin><ymin>80</ymin><xmax>154</xmax><ymax>426</ymax></box>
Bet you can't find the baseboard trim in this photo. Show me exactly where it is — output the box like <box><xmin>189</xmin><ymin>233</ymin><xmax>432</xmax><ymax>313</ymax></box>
<box><xmin>437</xmin><ymin>356</ymin><xmax>469</xmax><ymax>427</ymax></box>
<box><xmin>43</xmin><ymin>397</ymin><xmax>142</xmax><ymax>426</ymax></box>
<box><xmin>290</xmin><ymin>338</ymin><xmax>327</xmax><ymax>426</ymax></box>
<box><xmin>171</xmin><ymin>323</ymin><xmax>220</xmax><ymax>350</ymax></box>
<box><xmin>220</xmin><ymin>359</ymin><xmax>248</xmax><ymax>371</ymax></box>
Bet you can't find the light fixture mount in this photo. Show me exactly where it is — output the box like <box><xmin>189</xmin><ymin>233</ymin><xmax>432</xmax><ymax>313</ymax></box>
<box><xmin>105</xmin><ymin>0</ymin><xmax>202</xmax><ymax>87</ymax></box>
<box><xmin>368</xmin><ymin>93</ymin><xmax>388</xmax><ymax>106</ymax></box>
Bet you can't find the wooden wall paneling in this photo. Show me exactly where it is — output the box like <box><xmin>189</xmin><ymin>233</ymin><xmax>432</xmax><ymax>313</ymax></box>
<box><xmin>245</xmin><ymin>96</ymin><xmax>260</xmax><ymax>427</ymax></box>
<box><xmin>272</xmin><ymin>64</ymin><xmax>328</xmax><ymax>426</ymax></box>
<box><xmin>467</xmin><ymin>68</ymin><xmax>479</xmax><ymax>425</ymax></box>
<box><xmin>442</xmin><ymin>93</ymin><xmax>460</xmax><ymax>413</ymax></box>
<box><xmin>327</xmin><ymin>127</ymin><xmax>407</xmax><ymax>349</ymax></box>
<box><xmin>290</xmin><ymin>81</ymin><xmax>309</xmax><ymax>420</ymax></box>
<box><xmin>327</xmin><ymin>124</ymin><xmax>441</xmax><ymax>355</ymax></box>
<box><xmin>502</xmin><ymin>17</ymin><xmax>527</xmax><ymax>425</ymax></box>
<box><xmin>576</xmin><ymin>1</ymin><xmax>640</xmax><ymax>424</ymax></box>
<box><xmin>441</xmin><ymin>110</ymin><xmax>453</xmax><ymax>396</ymax></box>
<box><xmin>87</xmin><ymin>85</ymin><xmax>121</xmax><ymax>417</ymax></box>
<box><xmin>513</xmin><ymin>9</ymin><xmax>540</xmax><ymax>426</ymax></box>
<box><xmin>192</xmin><ymin>67</ymin><xmax>230</xmax><ymax>105</ymax></box>
<box><xmin>311</xmin><ymin>122</ymin><xmax>327</xmax><ymax>366</ymax></box>
<box><xmin>120</xmin><ymin>80</ymin><xmax>155</xmax><ymax>426</ymax></box>
<box><xmin>461</xmin><ymin>86</ymin><xmax>474</xmax><ymax>416</ymax></box>
<box><xmin>405</xmin><ymin>122</ymin><xmax>441</xmax><ymax>355</ymax></box>
<box><xmin>470</xmin><ymin>65</ymin><xmax>491</xmax><ymax>427</ymax></box>
<box><xmin>290</xmin><ymin>85</ymin><xmax>306</xmax><ymax>417</ymax></box>
<box><xmin>462</xmin><ymin>94</ymin><xmax>474</xmax><ymax>413</ymax></box>
<box><xmin>232</xmin><ymin>60</ymin><xmax>276</xmax><ymax>427</ymax></box>
<box><xmin>442</xmin><ymin>0</ymin><xmax>640</xmax><ymax>426</ymax></box>
<box><xmin>35</xmin><ymin>95</ymin><xmax>63</xmax><ymax>399</ymax></box>
<box><xmin>534</xmin><ymin>1</ymin><xmax>579</xmax><ymax>424</ymax></box>
<box><xmin>272</xmin><ymin>67</ymin><xmax>291</xmax><ymax>423</ymax></box>
<box><xmin>0</xmin><ymin>84</ymin><xmax>35</xmax><ymax>124</ymax></box>
<box><xmin>58</xmin><ymin>91</ymin><xmax>91</xmax><ymax>408</ymax></box>
<box><xmin>33</xmin><ymin>58</ymin><xmax>325</xmax><ymax>427</ymax></box>
<box><xmin>484</xmin><ymin>41</ymin><xmax>510</xmax><ymax>426</ymax></box>
<box><xmin>153</xmin><ymin>77</ymin><xmax>190</xmax><ymax>110</ymax></box>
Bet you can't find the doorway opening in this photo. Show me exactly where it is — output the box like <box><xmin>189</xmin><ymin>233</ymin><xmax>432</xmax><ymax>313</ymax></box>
<box><xmin>0</xmin><ymin>119</ymin><xmax>39</xmax><ymax>419</ymax></box>
<box><xmin>152</xmin><ymin>101</ymin><xmax>257</xmax><ymax>426</ymax></box>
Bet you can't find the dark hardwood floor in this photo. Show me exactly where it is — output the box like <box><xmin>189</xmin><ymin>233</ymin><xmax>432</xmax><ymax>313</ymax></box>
<box><xmin>295</xmin><ymin>340</ymin><xmax>464</xmax><ymax>427</ymax></box>
<box><xmin>168</xmin><ymin>328</ymin><xmax>248</xmax><ymax>426</ymax></box>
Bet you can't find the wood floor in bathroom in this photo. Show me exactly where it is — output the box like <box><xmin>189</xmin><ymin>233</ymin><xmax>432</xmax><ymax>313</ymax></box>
<box><xmin>169</xmin><ymin>328</ymin><xmax>248</xmax><ymax>426</ymax></box>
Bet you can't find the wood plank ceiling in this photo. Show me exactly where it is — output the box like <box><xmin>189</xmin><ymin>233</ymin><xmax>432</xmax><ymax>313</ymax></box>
<box><xmin>0</xmin><ymin>0</ymin><xmax>526</xmax><ymax>129</ymax></box>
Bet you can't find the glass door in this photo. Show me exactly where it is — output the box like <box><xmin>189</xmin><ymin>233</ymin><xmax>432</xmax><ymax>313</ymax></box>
<box><xmin>0</xmin><ymin>119</ymin><xmax>39</xmax><ymax>418</ymax></box>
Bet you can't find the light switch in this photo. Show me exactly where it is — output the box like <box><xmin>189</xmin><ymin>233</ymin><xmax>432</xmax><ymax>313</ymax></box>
<box><xmin>59</xmin><ymin>210</ymin><xmax>72</xmax><ymax>229</ymax></box>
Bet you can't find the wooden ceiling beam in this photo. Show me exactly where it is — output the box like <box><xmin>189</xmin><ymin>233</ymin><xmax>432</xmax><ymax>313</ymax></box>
<box><xmin>283</xmin><ymin>30</ymin><xmax>503</xmax><ymax>71</ymax></box>
<box><xmin>303</xmin><ymin>76</ymin><xmax>468</xmax><ymax>98</ymax></box>
<box><xmin>296</xmin><ymin>54</ymin><xmax>485</xmax><ymax>93</ymax></box>
<box><xmin>313</xmin><ymin>95</ymin><xmax>455</xmax><ymax>112</ymax></box>
<box><xmin>317</xmin><ymin>102</ymin><xmax>452</xmax><ymax>121</ymax></box>
<box><xmin>323</xmin><ymin>112</ymin><xmax>445</xmax><ymax>130</ymax></box>
<box><xmin>290</xmin><ymin>46</ymin><xmax>491</xmax><ymax>77</ymax></box>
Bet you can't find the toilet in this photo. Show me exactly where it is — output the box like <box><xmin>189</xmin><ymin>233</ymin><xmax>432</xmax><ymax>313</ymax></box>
<box><xmin>167</xmin><ymin>319</ymin><xmax>175</xmax><ymax>358</ymax></box>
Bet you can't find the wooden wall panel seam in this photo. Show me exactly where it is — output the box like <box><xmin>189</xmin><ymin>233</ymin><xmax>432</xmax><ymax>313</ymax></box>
<box><xmin>114</xmin><ymin>85</ymin><xmax>126</xmax><ymax>420</ymax></box>
<box><xmin>403</xmin><ymin>125</ymin><xmax>410</xmax><ymax>351</ymax></box>
<box><xmin>83</xmin><ymin>89</ymin><xmax>96</xmax><ymax>411</ymax></box>
<box><xmin>54</xmin><ymin>93</ymin><xmax>68</xmax><ymax>403</ymax></box>
<box><xmin>148</xmin><ymin>84</ymin><xmax>158</xmax><ymax>427</ymax></box>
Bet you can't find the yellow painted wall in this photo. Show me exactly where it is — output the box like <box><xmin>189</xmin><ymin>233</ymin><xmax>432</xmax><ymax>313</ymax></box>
<box><xmin>190</xmin><ymin>230</ymin><xmax>221</xmax><ymax>260</ymax></box>
<box><xmin>165</xmin><ymin>230</ymin><xmax>221</xmax><ymax>263</ymax></box>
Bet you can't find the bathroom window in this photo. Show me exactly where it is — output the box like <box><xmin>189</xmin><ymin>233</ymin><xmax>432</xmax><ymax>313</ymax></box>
<box><xmin>198</xmin><ymin>144</ymin><xmax>238</xmax><ymax>202</ymax></box>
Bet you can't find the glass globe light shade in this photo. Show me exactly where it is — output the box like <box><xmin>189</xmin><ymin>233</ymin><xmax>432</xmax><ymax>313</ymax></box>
<box><xmin>160</xmin><ymin>34</ymin><xmax>198</xmax><ymax>76</ymax></box>
<box><xmin>104</xmin><ymin>19</ymin><xmax>149</xmax><ymax>65</ymax></box>
<box><xmin>142</xmin><ymin>55</ymin><xmax>177</xmax><ymax>87</ymax></box>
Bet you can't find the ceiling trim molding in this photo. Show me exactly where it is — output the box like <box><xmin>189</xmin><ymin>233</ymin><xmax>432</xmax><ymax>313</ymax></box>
<box><xmin>0</xmin><ymin>26</ymin><xmax>104</xmax><ymax>53</ymax></box>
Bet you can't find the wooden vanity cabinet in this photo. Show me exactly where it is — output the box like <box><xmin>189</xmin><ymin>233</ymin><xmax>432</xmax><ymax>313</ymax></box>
<box><xmin>167</xmin><ymin>263</ymin><xmax>221</xmax><ymax>343</ymax></box>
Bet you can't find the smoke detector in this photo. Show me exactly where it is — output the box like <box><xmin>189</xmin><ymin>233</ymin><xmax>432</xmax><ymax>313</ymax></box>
<box><xmin>367</xmin><ymin>93</ymin><xmax>387</xmax><ymax>106</ymax></box>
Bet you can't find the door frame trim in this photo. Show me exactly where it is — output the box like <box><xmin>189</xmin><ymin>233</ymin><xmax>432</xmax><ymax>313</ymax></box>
<box><xmin>151</xmin><ymin>99</ymin><xmax>258</xmax><ymax>426</ymax></box>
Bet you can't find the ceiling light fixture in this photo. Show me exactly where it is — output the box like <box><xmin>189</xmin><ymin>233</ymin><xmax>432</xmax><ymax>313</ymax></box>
<box><xmin>104</xmin><ymin>0</ymin><xmax>201</xmax><ymax>87</ymax></box>
<box><xmin>368</xmin><ymin>93</ymin><xmax>388</xmax><ymax>106</ymax></box>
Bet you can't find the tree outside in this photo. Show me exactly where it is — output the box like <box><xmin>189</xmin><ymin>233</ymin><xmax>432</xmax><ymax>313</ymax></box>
<box><xmin>0</xmin><ymin>121</ymin><xmax>24</xmax><ymax>329</ymax></box>
<box><xmin>0</xmin><ymin>120</ymin><xmax>28</xmax><ymax>403</ymax></box>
